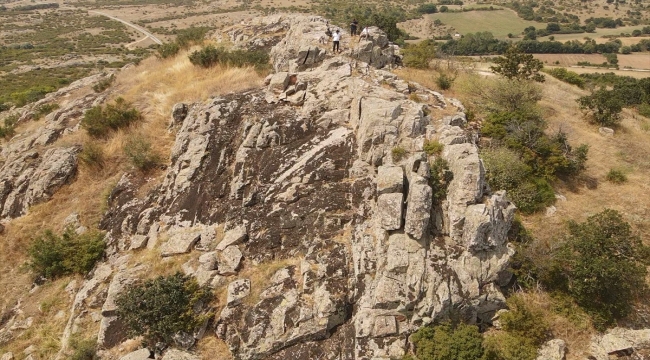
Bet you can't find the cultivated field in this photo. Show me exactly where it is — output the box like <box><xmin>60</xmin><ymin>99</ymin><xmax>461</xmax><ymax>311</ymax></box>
<box><xmin>534</xmin><ymin>53</ymin><xmax>650</xmax><ymax>70</ymax></box>
<box><xmin>425</xmin><ymin>9</ymin><xmax>543</xmax><ymax>39</ymax></box>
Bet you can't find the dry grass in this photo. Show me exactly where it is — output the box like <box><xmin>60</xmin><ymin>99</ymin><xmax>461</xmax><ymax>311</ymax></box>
<box><xmin>0</xmin><ymin>51</ymin><xmax>265</xmax><ymax>356</ymax></box>
<box><xmin>512</xmin><ymin>291</ymin><xmax>595</xmax><ymax>360</ymax></box>
<box><xmin>196</xmin><ymin>336</ymin><xmax>233</xmax><ymax>360</ymax></box>
<box><xmin>237</xmin><ymin>257</ymin><xmax>300</xmax><ymax>307</ymax></box>
<box><xmin>525</xmin><ymin>74</ymin><xmax>650</xmax><ymax>243</ymax></box>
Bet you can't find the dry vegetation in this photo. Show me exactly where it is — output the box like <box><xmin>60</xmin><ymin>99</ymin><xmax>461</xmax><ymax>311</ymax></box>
<box><xmin>0</xmin><ymin>51</ymin><xmax>263</xmax><ymax>357</ymax></box>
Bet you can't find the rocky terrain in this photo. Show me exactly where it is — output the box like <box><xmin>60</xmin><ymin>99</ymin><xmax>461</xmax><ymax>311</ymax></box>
<box><xmin>0</xmin><ymin>14</ymin><xmax>649</xmax><ymax>360</ymax></box>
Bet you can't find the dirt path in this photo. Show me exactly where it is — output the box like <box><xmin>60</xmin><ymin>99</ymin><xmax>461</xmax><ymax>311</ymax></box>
<box><xmin>88</xmin><ymin>10</ymin><xmax>163</xmax><ymax>45</ymax></box>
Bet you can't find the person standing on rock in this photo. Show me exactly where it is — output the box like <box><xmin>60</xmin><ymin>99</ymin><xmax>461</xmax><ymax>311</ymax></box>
<box><xmin>332</xmin><ymin>29</ymin><xmax>341</xmax><ymax>53</ymax></box>
<box><xmin>350</xmin><ymin>19</ymin><xmax>358</xmax><ymax>36</ymax></box>
<box><xmin>360</xmin><ymin>26</ymin><xmax>370</xmax><ymax>40</ymax></box>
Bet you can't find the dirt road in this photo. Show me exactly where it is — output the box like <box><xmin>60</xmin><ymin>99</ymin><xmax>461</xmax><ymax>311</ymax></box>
<box><xmin>88</xmin><ymin>10</ymin><xmax>163</xmax><ymax>45</ymax></box>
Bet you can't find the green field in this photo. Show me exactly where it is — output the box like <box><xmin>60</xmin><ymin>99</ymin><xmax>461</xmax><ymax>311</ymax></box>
<box><xmin>426</xmin><ymin>9</ymin><xmax>543</xmax><ymax>39</ymax></box>
<box><xmin>546</xmin><ymin>25</ymin><xmax>648</xmax><ymax>42</ymax></box>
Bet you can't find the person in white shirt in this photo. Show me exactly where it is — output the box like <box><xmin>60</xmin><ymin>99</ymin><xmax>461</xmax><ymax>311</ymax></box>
<box><xmin>332</xmin><ymin>29</ymin><xmax>341</xmax><ymax>53</ymax></box>
<box><xmin>360</xmin><ymin>27</ymin><xmax>369</xmax><ymax>40</ymax></box>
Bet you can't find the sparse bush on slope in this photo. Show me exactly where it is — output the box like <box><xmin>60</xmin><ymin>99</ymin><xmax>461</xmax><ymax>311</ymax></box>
<box><xmin>115</xmin><ymin>272</ymin><xmax>213</xmax><ymax>350</ymax></box>
<box><xmin>81</xmin><ymin>97</ymin><xmax>142</xmax><ymax>138</ymax></box>
<box><xmin>28</xmin><ymin>227</ymin><xmax>106</xmax><ymax>279</ymax></box>
<box><xmin>188</xmin><ymin>45</ymin><xmax>270</xmax><ymax>71</ymax></box>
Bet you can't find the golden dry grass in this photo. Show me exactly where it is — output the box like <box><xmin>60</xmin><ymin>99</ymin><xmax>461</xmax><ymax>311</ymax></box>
<box><xmin>0</xmin><ymin>51</ymin><xmax>264</xmax><ymax>356</ymax></box>
<box><xmin>196</xmin><ymin>336</ymin><xmax>233</xmax><ymax>359</ymax></box>
<box><xmin>524</xmin><ymin>75</ymin><xmax>650</xmax><ymax>243</ymax></box>
<box><xmin>510</xmin><ymin>291</ymin><xmax>595</xmax><ymax>360</ymax></box>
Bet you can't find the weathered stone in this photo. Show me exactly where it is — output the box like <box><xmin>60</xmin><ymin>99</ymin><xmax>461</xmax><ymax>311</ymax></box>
<box><xmin>129</xmin><ymin>235</ymin><xmax>148</xmax><ymax>250</ymax></box>
<box><xmin>536</xmin><ymin>339</ymin><xmax>566</xmax><ymax>360</ymax></box>
<box><xmin>268</xmin><ymin>72</ymin><xmax>290</xmax><ymax>94</ymax></box>
<box><xmin>216</xmin><ymin>225</ymin><xmax>247</xmax><ymax>251</ymax></box>
<box><xmin>372</xmin><ymin>316</ymin><xmax>398</xmax><ymax>337</ymax></box>
<box><xmin>404</xmin><ymin>175</ymin><xmax>432</xmax><ymax>239</ymax></box>
<box><xmin>226</xmin><ymin>279</ymin><xmax>251</xmax><ymax>306</ymax></box>
<box><xmin>598</xmin><ymin>127</ymin><xmax>614</xmax><ymax>136</ymax></box>
<box><xmin>160</xmin><ymin>229</ymin><xmax>201</xmax><ymax>257</ymax></box>
<box><xmin>161</xmin><ymin>349</ymin><xmax>200</xmax><ymax>360</ymax></box>
<box><xmin>589</xmin><ymin>328</ymin><xmax>650</xmax><ymax>360</ymax></box>
<box><xmin>462</xmin><ymin>191</ymin><xmax>516</xmax><ymax>252</ymax></box>
<box><xmin>97</xmin><ymin>315</ymin><xmax>126</xmax><ymax>348</ymax></box>
<box><xmin>377</xmin><ymin>193</ymin><xmax>403</xmax><ymax>231</ymax></box>
<box><xmin>377</xmin><ymin>166</ymin><xmax>404</xmax><ymax>195</ymax></box>
<box><xmin>170</xmin><ymin>103</ymin><xmax>189</xmax><ymax>128</ymax></box>
<box><xmin>442</xmin><ymin>113</ymin><xmax>466</xmax><ymax>127</ymax></box>
<box><xmin>217</xmin><ymin>246</ymin><xmax>243</xmax><ymax>275</ymax></box>
<box><xmin>198</xmin><ymin>251</ymin><xmax>218</xmax><ymax>271</ymax></box>
<box><xmin>119</xmin><ymin>348</ymin><xmax>151</xmax><ymax>360</ymax></box>
<box><xmin>1</xmin><ymin>353</ymin><xmax>14</xmax><ymax>360</ymax></box>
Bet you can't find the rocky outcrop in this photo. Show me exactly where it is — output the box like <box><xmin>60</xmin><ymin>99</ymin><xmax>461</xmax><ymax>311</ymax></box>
<box><xmin>588</xmin><ymin>328</ymin><xmax>650</xmax><ymax>360</ymax></box>
<box><xmin>49</xmin><ymin>16</ymin><xmax>517</xmax><ymax>360</ymax></box>
<box><xmin>536</xmin><ymin>339</ymin><xmax>566</xmax><ymax>360</ymax></box>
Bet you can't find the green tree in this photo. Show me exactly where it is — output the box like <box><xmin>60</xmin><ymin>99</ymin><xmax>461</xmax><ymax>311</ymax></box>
<box><xmin>115</xmin><ymin>273</ymin><xmax>213</xmax><ymax>351</ymax></box>
<box><xmin>577</xmin><ymin>88</ymin><xmax>623</xmax><ymax>126</ymax></box>
<box><xmin>549</xmin><ymin>209</ymin><xmax>650</xmax><ymax>328</ymax></box>
<box><xmin>490</xmin><ymin>46</ymin><xmax>545</xmax><ymax>82</ymax></box>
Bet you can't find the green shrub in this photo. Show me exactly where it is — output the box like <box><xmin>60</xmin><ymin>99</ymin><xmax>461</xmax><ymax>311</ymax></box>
<box><xmin>490</xmin><ymin>46</ymin><xmax>545</xmax><ymax>82</ymax></box>
<box><xmin>500</xmin><ymin>295</ymin><xmax>550</xmax><ymax>345</ymax></box>
<box><xmin>606</xmin><ymin>168</ymin><xmax>627</xmax><ymax>183</ymax></box>
<box><xmin>410</xmin><ymin>322</ymin><xmax>484</xmax><ymax>360</ymax></box>
<box><xmin>92</xmin><ymin>74</ymin><xmax>115</xmax><ymax>93</ymax></box>
<box><xmin>416</xmin><ymin>3</ymin><xmax>438</xmax><ymax>14</ymax></box>
<box><xmin>28</xmin><ymin>228</ymin><xmax>106</xmax><ymax>279</ymax></box>
<box><xmin>69</xmin><ymin>338</ymin><xmax>99</xmax><ymax>360</ymax></box>
<box><xmin>638</xmin><ymin>103</ymin><xmax>650</xmax><ymax>118</ymax></box>
<box><xmin>115</xmin><ymin>273</ymin><xmax>213</xmax><ymax>350</ymax></box>
<box><xmin>544</xmin><ymin>68</ymin><xmax>585</xmax><ymax>88</ymax></box>
<box><xmin>34</xmin><ymin>103</ymin><xmax>59</xmax><ymax>120</ymax></box>
<box><xmin>508</xmin><ymin>178</ymin><xmax>555</xmax><ymax>214</ymax></box>
<box><xmin>430</xmin><ymin>157</ymin><xmax>453</xmax><ymax>203</ymax></box>
<box><xmin>81</xmin><ymin>97</ymin><xmax>142</xmax><ymax>138</ymax></box>
<box><xmin>10</xmin><ymin>85</ymin><xmax>56</xmax><ymax>107</ymax></box>
<box><xmin>189</xmin><ymin>46</ymin><xmax>270</xmax><ymax>70</ymax></box>
<box><xmin>578</xmin><ymin>88</ymin><xmax>623</xmax><ymax>127</ymax></box>
<box><xmin>0</xmin><ymin>102</ymin><xmax>9</xmax><ymax>112</ymax></box>
<box><xmin>175</xmin><ymin>26</ymin><xmax>209</xmax><ymax>48</ymax></box>
<box><xmin>157</xmin><ymin>42</ymin><xmax>180</xmax><ymax>59</ymax></box>
<box><xmin>548</xmin><ymin>209</ymin><xmax>650</xmax><ymax>329</ymax></box>
<box><xmin>392</xmin><ymin>146</ymin><xmax>407</xmax><ymax>162</ymax></box>
<box><xmin>402</xmin><ymin>40</ymin><xmax>437</xmax><ymax>69</ymax></box>
<box><xmin>0</xmin><ymin>114</ymin><xmax>18</xmax><ymax>138</ymax></box>
<box><xmin>79</xmin><ymin>142</ymin><xmax>105</xmax><ymax>169</ymax></box>
<box><xmin>423</xmin><ymin>140</ymin><xmax>444</xmax><ymax>156</ymax></box>
<box><xmin>483</xmin><ymin>332</ymin><xmax>538</xmax><ymax>360</ymax></box>
<box><xmin>436</xmin><ymin>73</ymin><xmax>454</xmax><ymax>90</ymax></box>
<box><xmin>123</xmin><ymin>135</ymin><xmax>161</xmax><ymax>172</ymax></box>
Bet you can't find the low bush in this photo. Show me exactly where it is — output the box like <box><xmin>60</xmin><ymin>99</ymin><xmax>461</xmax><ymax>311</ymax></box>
<box><xmin>483</xmin><ymin>332</ymin><xmax>538</xmax><ymax>360</ymax></box>
<box><xmin>544</xmin><ymin>67</ymin><xmax>585</xmax><ymax>88</ymax></box>
<box><xmin>638</xmin><ymin>103</ymin><xmax>650</xmax><ymax>118</ymax></box>
<box><xmin>500</xmin><ymin>295</ymin><xmax>550</xmax><ymax>345</ymax></box>
<box><xmin>547</xmin><ymin>209</ymin><xmax>650</xmax><ymax>329</ymax></box>
<box><xmin>69</xmin><ymin>338</ymin><xmax>99</xmax><ymax>360</ymax></box>
<box><xmin>123</xmin><ymin>135</ymin><xmax>161</xmax><ymax>172</ymax></box>
<box><xmin>175</xmin><ymin>26</ymin><xmax>209</xmax><ymax>48</ymax></box>
<box><xmin>606</xmin><ymin>168</ymin><xmax>627</xmax><ymax>183</ymax></box>
<box><xmin>189</xmin><ymin>46</ymin><xmax>270</xmax><ymax>70</ymax></box>
<box><xmin>34</xmin><ymin>103</ymin><xmax>60</xmax><ymax>119</ymax></box>
<box><xmin>79</xmin><ymin>141</ymin><xmax>105</xmax><ymax>170</ymax></box>
<box><xmin>430</xmin><ymin>157</ymin><xmax>453</xmax><ymax>203</ymax></box>
<box><xmin>92</xmin><ymin>74</ymin><xmax>115</xmax><ymax>93</ymax></box>
<box><xmin>436</xmin><ymin>73</ymin><xmax>454</xmax><ymax>90</ymax></box>
<box><xmin>81</xmin><ymin>97</ymin><xmax>142</xmax><ymax>138</ymax></box>
<box><xmin>10</xmin><ymin>85</ymin><xmax>56</xmax><ymax>107</ymax></box>
<box><xmin>578</xmin><ymin>88</ymin><xmax>623</xmax><ymax>127</ymax></box>
<box><xmin>410</xmin><ymin>322</ymin><xmax>484</xmax><ymax>360</ymax></box>
<box><xmin>416</xmin><ymin>3</ymin><xmax>438</xmax><ymax>14</ymax></box>
<box><xmin>28</xmin><ymin>227</ymin><xmax>106</xmax><ymax>279</ymax></box>
<box><xmin>392</xmin><ymin>146</ymin><xmax>407</xmax><ymax>162</ymax></box>
<box><xmin>402</xmin><ymin>40</ymin><xmax>437</xmax><ymax>69</ymax></box>
<box><xmin>157</xmin><ymin>42</ymin><xmax>180</xmax><ymax>59</ymax></box>
<box><xmin>423</xmin><ymin>139</ymin><xmax>444</xmax><ymax>156</ymax></box>
<box><xmin>0</xmin><ymin>114</ymin><xmax>18</xmax><ymax>138</ymax></box>
<box><xmin>115</xmin><ymin>273</ymin><xmax>213</xmax><ymax>350</ymax></box>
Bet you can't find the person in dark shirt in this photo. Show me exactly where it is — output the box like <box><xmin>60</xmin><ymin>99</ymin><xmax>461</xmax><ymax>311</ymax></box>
<box><xmin>350</xmin><ymin>19</ymin><xmax>358</xmax><ymax>36</ymax></box>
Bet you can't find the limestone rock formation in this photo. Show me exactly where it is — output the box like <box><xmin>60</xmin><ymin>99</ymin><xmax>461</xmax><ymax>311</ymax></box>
<box><xmin>588</xmin><ymin>328</ymin><xmax>650</xmax><ymax>360</ymax></box>
<box><xmin>536</xmin><ymin>339</ymin><xmax>566</xmax><ymax>360</ymax></box>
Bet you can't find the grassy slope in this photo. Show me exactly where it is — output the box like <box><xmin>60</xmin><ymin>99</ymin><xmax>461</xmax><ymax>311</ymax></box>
<box><xmin>395</xmin><ymin>67</ymin><xmax>650</xmax><ymax>359</ymax></box>
<box><xmin>0</xmin><ymin>51</ymin><xmax>263</xmax><ymax>358</ymax></box>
